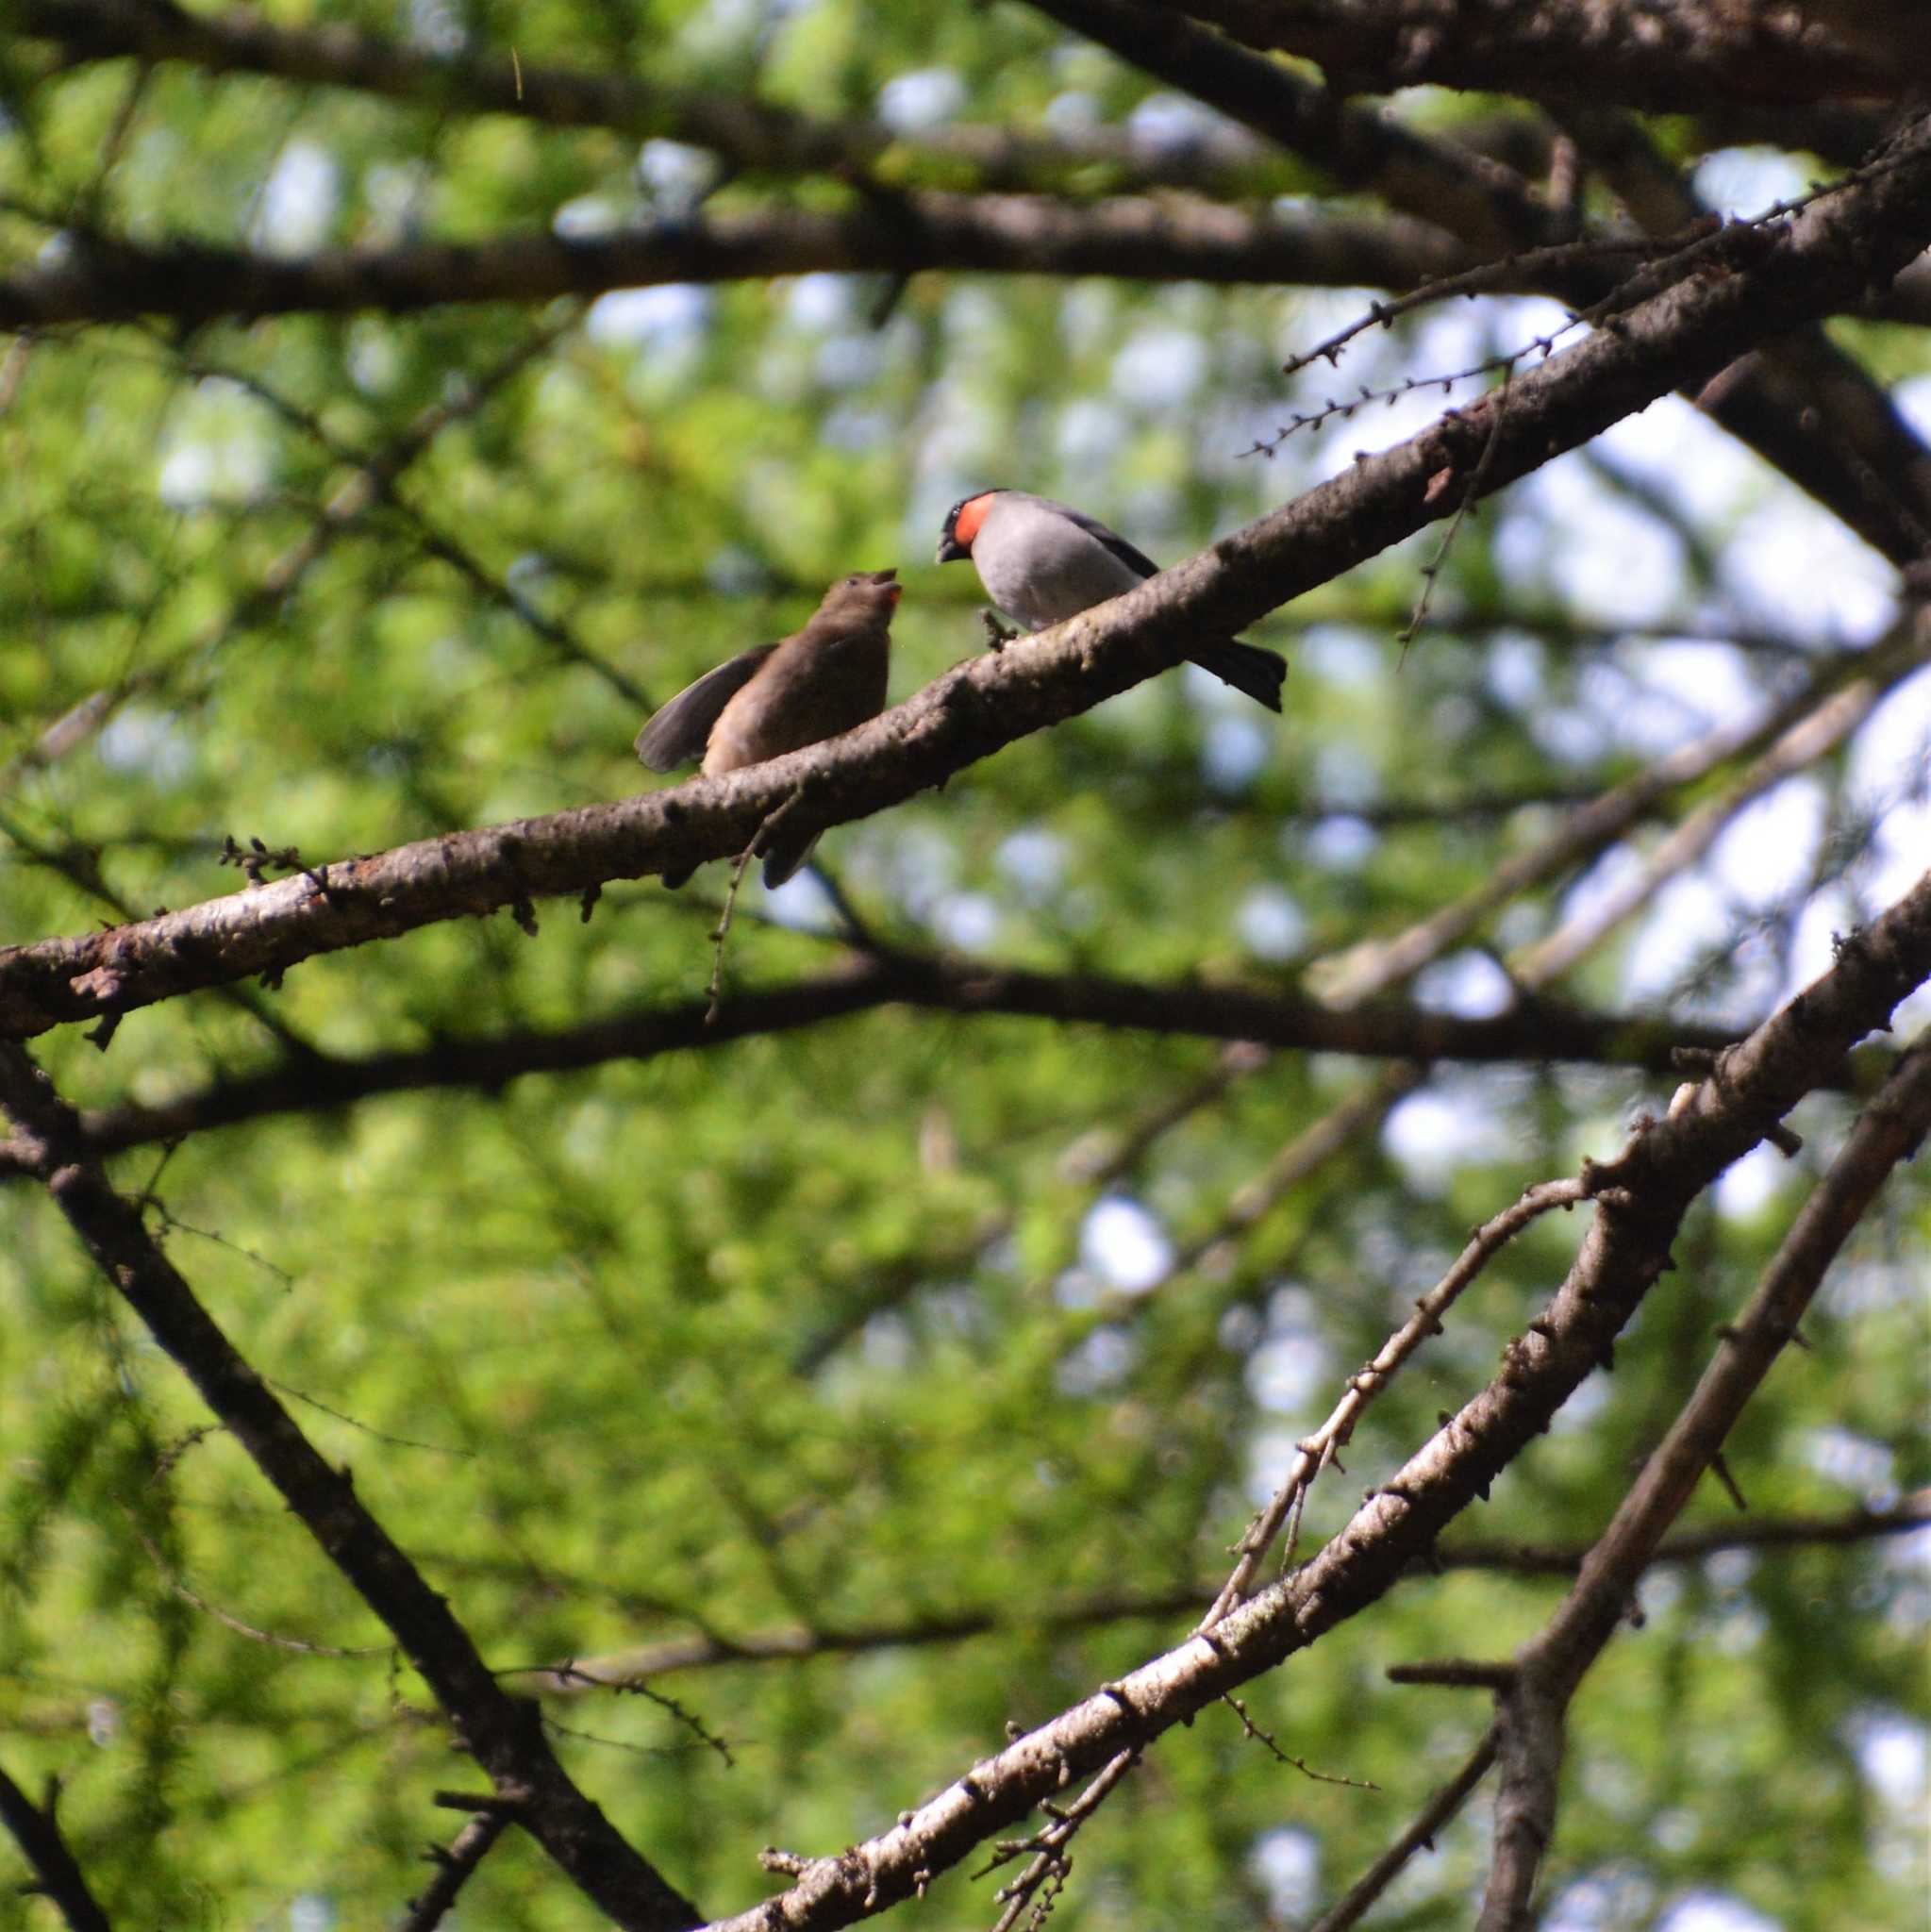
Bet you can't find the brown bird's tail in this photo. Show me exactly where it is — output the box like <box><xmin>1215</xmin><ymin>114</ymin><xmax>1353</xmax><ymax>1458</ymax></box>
<box><xmin>758</xmin><ymin>829</ymin><xmax>820</xmax><ymax>890</ymax></box>
<box><xmin>1189</xmin><ymin>640</ymin><xmax>1288</xmax><ymax>712</ymax></box>
<box><xmin>660</xmin><ymin>838</ymin><xmax>814</xmax><ymax>891</ymax></box>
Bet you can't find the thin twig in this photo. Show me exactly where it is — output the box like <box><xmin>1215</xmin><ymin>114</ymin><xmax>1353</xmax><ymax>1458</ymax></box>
<box><xmin>1203</xmin><ymin>1174</ymin><xmax>1589</xmax><ymax>1627</ymax></box>
<box><xmin>1305</xmin><ymin>1728</ymin><xmax>1499</xmax><ymax>1932</ymax></box>
<box><xmin>396</xmin><ymin>1807</ymin><xmax>510</xmax><ymax>1932</ymax></box>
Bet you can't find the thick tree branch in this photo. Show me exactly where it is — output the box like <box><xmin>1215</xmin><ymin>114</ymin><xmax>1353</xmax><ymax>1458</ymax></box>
<box><xmin>1177</xmin><ymin>0</ymin><xmax>1924</xmax><ymax>110</ymax></box>
<box><xmin>693</xmin><ymin>868</ymin><xmax>1931</xmax><ymax>1932</ymax></box>
<box><xmin>0</xmin><ymin>1044</ymin><xmax>701</xmax><ymax>1932</ymax></box>
<box><xmin>20</xmin><ymin>0</ymin><xmax>1291</xmax><ymax>199</ymax></box>
<box><xmin>0</xmin><ymin>1762</ymin><xmax>112</xmax><ymax>1932</ymax></box>
<box><xmin>0</xmin><ymin>194</ymin><xmax>1473</xmax><ymax>329</ymax></box>
<box><xmin>1475</xmin><ymin>1034</ymin><xmax>1931</xmax><ymax>1931</ymax></box>
<box><xmin>1563</xmin><ymin>104</ymin><xmax>1931</xmax><ymax>600</ymax></box>
<box><xmin>0</xmin><ymin>952</ymin><xmax>1823</xmax><ymax>1175</ymax></box>
<box><xmin>6</xmin><ymin>119</ymin><xmax>1931</xmax><ymax>1044</ymax></box>
<box><xmin>1036</xmin><ymin>0</ymin><xmax>1931</xmax><ymax>566</ymax></box>
<box><xmin>1029</xmin><ymin>0</ymin><xmax>1563</xmax><ymax>256</ymax></box>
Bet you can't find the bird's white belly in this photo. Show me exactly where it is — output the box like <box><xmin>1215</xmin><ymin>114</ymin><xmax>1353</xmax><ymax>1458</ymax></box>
<box><xmin>977</xmin><ymin>531</ymin><xmax>1142</xmax><ymax>631</ymax></box>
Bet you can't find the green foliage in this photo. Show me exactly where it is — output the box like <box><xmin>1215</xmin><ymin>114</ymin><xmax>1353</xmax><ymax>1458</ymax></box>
<box><xmin>0</xmin><ymin>4</ymin><xmax>1926</xmax><ymax>1929</ymax></box>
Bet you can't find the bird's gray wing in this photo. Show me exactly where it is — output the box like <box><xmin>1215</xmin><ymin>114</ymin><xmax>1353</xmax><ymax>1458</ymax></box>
<box><xmin>1057</xmin><ymin>504</ymin><xmax>1161</xmax><ymax>580</ymax></box>
<box><xmin>634</xmin><ymin>644</ymin><xmax>778</xmax><ymax>771</ymax></box>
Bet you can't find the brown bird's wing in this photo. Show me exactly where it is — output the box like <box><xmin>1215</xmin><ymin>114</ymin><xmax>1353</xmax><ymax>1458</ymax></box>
<box><xmin>634</xmin><ymin>644</ymin><xmax>778</xmax><ymax>772</ymax></box>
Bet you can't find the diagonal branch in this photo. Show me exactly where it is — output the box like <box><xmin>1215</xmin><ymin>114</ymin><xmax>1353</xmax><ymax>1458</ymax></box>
<box><xmin>7</xmin><ymin>119</ymin><xmax>1931</xmax><ymax>1043</ymax></box>
<box><xmin>691</xmin><ymin>866</ymin><xmax>1931</xmax><ymax>1932</ymax></box>
<box><xmin>0</xmin><ymin>1762</ymin><xmax>112</xmax><ymax>1932</ymax></box>
<box><xmin>1175</xmin><ymin>0</ymin><xmax>1923</xmax><ymax>112</ymax></box>
<box><xmin>1307</xmin><ymin>1726</ymin><xmax>1499</xmax><ymax>1932</ymax></box>
<box><xmin>1317</xmin><ymin>613</ymin><xmax>1931</xmax><ymax>1006</ymax></box>
<box><xmin>1475</xmin><ymin>1032</ymin><xmax>1931</xmax><ymax>1930</ymax></box>
<box><xmin>0</xmin><ymin>1043</ymin><xmax>701</xmax><ymax>1932</ymax></box>
<box><xmin>398</xmin><ymin>1807</ymin><xmax>511</xmax><ymax>1932</ymax></box>
<box><xmin>1034</xmin><ymin>0</ymin><xmax>1931</xmax><ymax>567</ymax></box>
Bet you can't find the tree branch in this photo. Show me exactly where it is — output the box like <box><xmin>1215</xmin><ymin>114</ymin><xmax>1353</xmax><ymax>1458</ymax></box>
<box><xmin>0</xmin><ymin>950</ymin><xmax>1823</xmax><ymax>1176</ymax></box>
<box><xmin>1475</xmin><ymin>1031</ymin><xmax>1931</xmax><ymax>1930</ymax></box>
<box><xmin>1313</xmin><ymin>615</ymin><xmax>1931</xmax><ymax>1007</ymax></box>
<box><xmin>491</xmin><ymin>1494</ymin><xmax>1929</xmax><ymax>1688</ymax></box>
<box><xmin>7</xmin><ymin>119</ymin><xmax>1931</xmax><ymax>1043</ymax></box>
<box><xmin>1029</xmin><ymin>0</ymin><xmax>1564</xmax><ymax>256</ymax></box>
<box><xmin>0</xmin><ymin>1762</ymin><xmax>112</xmax><ymax>1932</ymax></box>
<box><xmin>1176</xmin><ymin>0</ymin><xmax>1924</xmax><ymax>110</ymax></box>
<box><xmin>1035</xmin><ymin>0</ymin><xmax>1931</xmax><ymax>567</ymax></box>
<box><xmin>1306</xmin><ymin>1727</ymin><xmax>1498</xmax><ymax>1932</ymax></box>
<box><xmin>398</xmin><ymin>1807</ymin><xmax>511</xmax><ymax>1932</ymax></box>
<box><xmin>0</xmin><ymin>1044</ymin><xmax>701</xmax><ymax>1932</ymax></box>
<box><xmin>0</xmin><ymin>194</ymin><xmax>1474</xmax><ymax>329</ymax></box>
<box><xmin>21</xmin><ymin>0</ymin><xmax>1291</xmax><ymax>200</ymax></box>
<box><xmin>691</xmin><ymin>866</ymin><xmax>1931</xmax><ymax>1932</ymax></box>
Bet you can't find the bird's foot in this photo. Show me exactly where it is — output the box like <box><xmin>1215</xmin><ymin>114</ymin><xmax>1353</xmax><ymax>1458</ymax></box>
<box><xmin>980</xmin><ymin>609</ymin><xmax>1018</xmax><ymax>652</ymax></box>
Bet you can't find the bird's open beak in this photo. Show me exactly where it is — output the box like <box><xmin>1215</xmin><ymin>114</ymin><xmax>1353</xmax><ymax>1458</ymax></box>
<box><xmin>935</xmin><ymin>536</ymin><xmax>967</xmax><ymax>564</ymax></box>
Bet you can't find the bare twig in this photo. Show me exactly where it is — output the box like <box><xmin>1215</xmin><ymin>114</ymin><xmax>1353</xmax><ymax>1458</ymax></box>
<box><xmin>397</xmin><ymin>1807</ymin><xmax>510</xmax><ymax>1932</ymax></box>
<box><xmin>1202</xmin><ymin>1174</ymin><xmax>1589</xmax><ymax>1627</ymax></box>
<box><xmin>1306</xmin><ymin>1727</ymin><xmax>1499</xmax><ymax>1932</ymax></box>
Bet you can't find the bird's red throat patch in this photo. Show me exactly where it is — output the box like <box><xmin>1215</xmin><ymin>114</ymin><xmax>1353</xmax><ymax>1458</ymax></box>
<box><xmin>951</xmin><ymin>493</ymin><xmax>993</xmax><ymax>548</ymax></box>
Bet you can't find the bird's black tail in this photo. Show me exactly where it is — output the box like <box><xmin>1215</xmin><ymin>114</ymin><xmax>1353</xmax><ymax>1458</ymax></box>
<box><xmin>1190</xmin><ymin>640</ymin><xmax>1288</xmax><ymax>713</ymax></box>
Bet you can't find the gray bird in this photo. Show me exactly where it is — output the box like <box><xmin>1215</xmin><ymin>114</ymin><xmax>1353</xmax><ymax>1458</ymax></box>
<box><xmin>636</xmin><ymin>568</ymin><xmax>900</xmax><ymax>888</ymax></box>
<box><xmin>936</xmin><ymin>489</ymin><xmax>1285</xmax><ymax>712</ymax></box>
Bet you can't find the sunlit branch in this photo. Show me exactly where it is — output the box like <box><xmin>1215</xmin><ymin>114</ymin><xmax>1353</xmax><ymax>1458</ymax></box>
<box><xmin>1032</xmin><ymin>0</ymin><xmax>1931</xmax><ymax>568</ymax></box>
<box><xmin>7</xmin><ymin>120</ymin><xmax>1931</xmax><ymax>1045</ymax></box>
<box><xmin>1475</xmin><ymin>1035</ymin><xmax>1931</xmax><ymax>1929</ymax></box>
<box><xmin>692</xmin><ymin>867</ymin><xmax>1931</xmax><ymax>1932</ymax></box>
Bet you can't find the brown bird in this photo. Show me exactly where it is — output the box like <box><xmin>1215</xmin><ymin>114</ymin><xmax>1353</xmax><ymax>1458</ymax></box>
<box><xmin>636</xmin><ymin>568</ymin><xmax>901</xmax><ymax>888</ymax></box>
